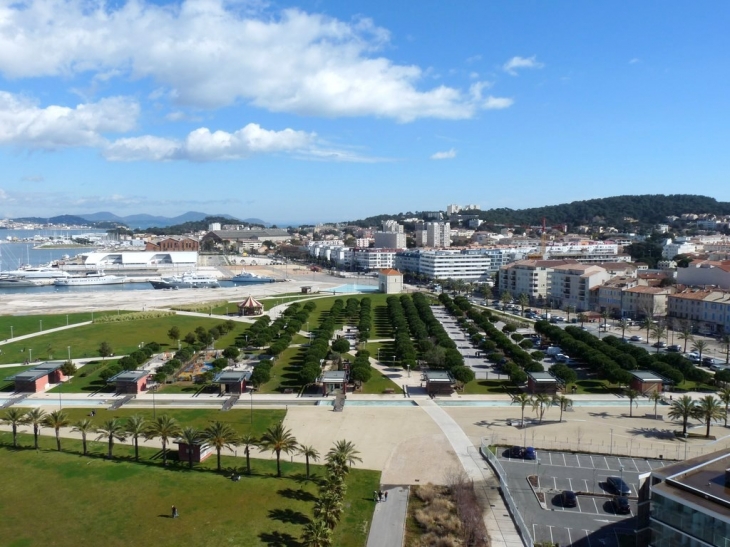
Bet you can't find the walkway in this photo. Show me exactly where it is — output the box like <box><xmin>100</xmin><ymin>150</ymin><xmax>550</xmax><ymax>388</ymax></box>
<box><xmin>366</xmin><ymin>486</ymin><xmax>409</xmax><ymax>547</ymax></box>
<box><xmin>416</xmin><ymin>398</ymin><xmax>524</xmax><ymax>547</ymax></box>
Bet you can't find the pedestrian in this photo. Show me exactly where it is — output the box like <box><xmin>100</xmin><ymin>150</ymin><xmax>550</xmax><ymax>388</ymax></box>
<box><xmin>378</xmin><ymin>490</ymin><xmax>383</xmax><ymax>502</ymax></box>
<box><xmin>373</xmin><ymin>490</ymin><xmax>379</xmax><ymax>502</ymax></box>
<box><xmin>172</xmin><ymin>505</ymin><xmax>178</xmax><ymax>518</ymax></box>
<box><xmin>384</xmin><ymin>491</ymin><xmax>388</xmax><ymax>501</ymax></box>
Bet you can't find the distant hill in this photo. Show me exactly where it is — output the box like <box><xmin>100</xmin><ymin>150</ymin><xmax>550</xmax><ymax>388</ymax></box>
<box><xmin>352</xmin><ymin>194</ymin><xmax>730</xmax><ymax>231</ymax></box>
<box><xmin>13</xmin><ymin>215</ymin><xmax>122</xmax><ymax>229</ymax></box>
<box><xmin>79</xmin><ymin>211</ymin><xmax>245</xmax><ymax>229</ymax></box>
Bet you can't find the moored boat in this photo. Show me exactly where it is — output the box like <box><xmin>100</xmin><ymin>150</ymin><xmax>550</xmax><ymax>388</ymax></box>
<box><xmin>150</xmin><ymin>271</ymin><xmax>220</xmax><ymax>289</ymax></box>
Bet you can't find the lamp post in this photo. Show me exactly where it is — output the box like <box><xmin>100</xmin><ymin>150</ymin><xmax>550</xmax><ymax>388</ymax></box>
<box><xmin>610</xmin><ymin>428</ymin><xmax>614</xmax><ymax>455</ymax></box>
<box><xmin>66</xmin><ymin>314</ymin><xmax>69</xmax><ymax>326</ymax></box>
<box><xmin>619</xmin><ymin>465</ymin><xmax>624</xmax><ymax>492</ymax></box>
<box><xmin>67</xmin><ymin>346</ymin><xmax>71</xmax><ymax>361</ymax></box>
<box><xmin>29</xmin><ymin>348</ymin><xmax>32</xmax><ymax>362</ymax></box>
<box><xmin>152</xmin><ymin>384</ymin><xmax>157</xmax><ymax>418</ymax></box>
<box><xmin>10</xmin><ymin>326</ymin><xmax>13</xmax><ymax>339</ymax></box>
<box><xmin>178</xmin><ymin>340</ymin><xmax>181</xmax><ymax>350</ymax></box>
<box><xmin>39</xmin><ymin>320</ymin><xmax>43</xmax><ymax>332</ymax></box>
<box><xmin>407</xmin><ymin>364</ymin><xmax>411</xmax><ymax>378</ymax></box>
<box><xmin>250</xmin><ymin>388</ymin><xmax>254</xmax><ymax>424</ymax></box>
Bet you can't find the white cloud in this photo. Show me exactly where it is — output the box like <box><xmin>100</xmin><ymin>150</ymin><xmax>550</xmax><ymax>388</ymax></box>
<box><xmin>503</xmin><ymin>55</ymin><xmax>545</xmax><ymax>76</ymax></box>
<box><xmin>0</xmin><ymin>91</ymin><xmax>138</xmax><ymax>149</ymax></box>
<box><xmin>104</xmin><ymin>123</ymin><xmax>321</xmax><ymax>162</ymax></box>
<box><xmin>0</xmin><ymin>0</ymin><xmax>512</xmax><ymax>121</ymax></box>
<box><xmin>21</xmin><ymin>175</ymin><xmax>44</xmax><ymax>182</ymax></box>
<box><xmin>431</xmin><ymin>148</ymin><xmax>456</xmax><ymax>160</ymax></box>
<box><xmin>629</xmin><ymin>58</ymin><xmax>641</xmax><ymax>64</ymax></box>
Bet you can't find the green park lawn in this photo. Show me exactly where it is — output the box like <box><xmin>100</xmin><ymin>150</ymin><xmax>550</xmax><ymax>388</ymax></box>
<box><xmin>0</xmin><ymin>430</ymin><xmax>379</xmax><ymax>547</ymax></box>
<box><xmin>0</xmin><ymin>311</ymin><xmax>126</xmax><ymax>340</ymax></box>
<box><xmin>461</xmin><ymin>379</ymin><xmax>519</xmax><ymax>395</ymax></box>
<box><xmin>0</xmin><ymin>315</ymin><xmax>247</xmax><ymax>365</ymax></box>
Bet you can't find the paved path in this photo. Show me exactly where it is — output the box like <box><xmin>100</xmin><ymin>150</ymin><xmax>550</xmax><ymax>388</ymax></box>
<box><xmin>366</xmin><ymin>486</ymin><xmax>409</xmax><ymax>547</ymax></box>
<box><xmin>417</xmin><ymin>398</ymin><xmax>524</xmax><ymax>547</ymax></box>
<box><xmin>0</xmin><ymin>321</ymin><xmax>92</xmax><ymax>347</ymax></box>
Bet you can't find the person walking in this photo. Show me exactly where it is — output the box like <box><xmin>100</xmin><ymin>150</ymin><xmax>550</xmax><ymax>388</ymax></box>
<box><xmin>384</xmin><ymin>490</ymin><xmax>388</xmax><ymax>501</ymax></box>
<box><xmin>373</xmin><ymin>490</ymin><xmax>379</xmax><ymax>502</ymax></box>
<box><xmin>172</xmin><ymin>505</ymin><xmax>178</xmax><ymax>518</ymax></box>
<box><xmin>378</xmin><ymin>490</ymin><xmax>383</xmax><ymax>502</ymax></box>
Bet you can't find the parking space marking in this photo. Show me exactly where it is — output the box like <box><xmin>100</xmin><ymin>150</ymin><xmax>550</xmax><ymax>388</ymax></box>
<box><xmin>567</xmin><ymin>528</ymin><xmax>573</xmax><ymax>546</ymax></box>
<box><xmin>568</xmin><ymin>478</ymin><xmax>574</xmax><ymax>491</ymax></box>
<box><xmin>561</xmin><ymin>452</ymin><xmax>568</xmax><ymax>467</ymax></box>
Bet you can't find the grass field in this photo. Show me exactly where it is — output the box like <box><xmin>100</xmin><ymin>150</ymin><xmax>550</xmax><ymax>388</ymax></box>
<box><xmin>0</xmin><ymin>315</ymin><xmax>248</xmax><ymax>365</ymax></box>
<box><xmin>0</xmin><ymin>311</ymin><xmax>125</xmax><ymax>340</ymax></box>
<box><xmin>0</xmin><ymin>430</ymin><xmax>378</xmax><ymax>547</ymax></box>
<box><xmin>461</xmin><ymin>379</ymin><xmax>518</xmax><ymax>395</ymax></box>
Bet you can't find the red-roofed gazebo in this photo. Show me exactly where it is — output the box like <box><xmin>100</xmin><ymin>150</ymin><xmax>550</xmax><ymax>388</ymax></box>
<box><xmin>238</xmin><ymin>295</ymin><xmax>264</xmax><ymax>316</ymax></box>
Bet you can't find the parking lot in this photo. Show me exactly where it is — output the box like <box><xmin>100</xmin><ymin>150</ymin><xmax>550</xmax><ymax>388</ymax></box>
<box><xmin>495</xmin><ymin>449</ymin><xmax>663</xmax><ymax>547</ymax></box>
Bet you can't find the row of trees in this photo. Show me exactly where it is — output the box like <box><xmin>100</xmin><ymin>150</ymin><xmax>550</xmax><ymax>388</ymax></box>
<box><xmin>299</xmin><ymin>300</ymin><xmax>345</xmax><ymax>386</ymax></box>
<box><xmin>387</xmin><ymin>296</ymin><xmax>418</xmax><ymax>368</ymax></box>
<box><xmin>511</xmin><ymin>393</ymin><xmax>574</xmax><ymax>424</ymax></box>
<box><xmin>357</xmin><ymin>297</ymin><xmax>372</xmax><ymax>343</ymax></box>
<box><xmin>667</xmin><ymin>393</ymin><xmax>730</xmax><ymax>437</ymax></box>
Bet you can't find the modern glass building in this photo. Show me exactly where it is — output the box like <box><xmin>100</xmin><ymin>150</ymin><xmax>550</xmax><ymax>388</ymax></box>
<box><xmin>645</xmin><ymin>450</ymin><xmax>730</xmax><ymax>547</ymax></box>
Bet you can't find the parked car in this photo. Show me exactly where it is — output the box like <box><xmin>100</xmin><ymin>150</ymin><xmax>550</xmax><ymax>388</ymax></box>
<box><xmin>510</xmin><ymin>445</ymin><xmax>524</xmax><ymax>458</ymax></box>
<box><xmin>667</xmin><ymin>344</ymin><xmax>682</xmax><ymax>352</ymax></box>
<box><xmin>630</xmin><ymin>335</ymin><xmax>643</xmax><ymax>342</ymax></box>
<box><xmin>611</xmin><ymin>496</ymin><xmax>631</xmax><ymax>514</ymax></box>
<box><xmin>607</xmin><ymin>476</ymin><xmax>632</xmax><ymax>495</ymax></box>
<box><xmin>524</xmin><ymin>446</ymin><xmax>536</xmax><ymax>460</ymax></box>
<box><xmin>703</xmin><ymin>356</ymin><xmax>717</xmax><ymax>366</ymax></box>
<box><xmin>652</xmin><ymin>341</ymin><xmax>667</xmax><ymax>348</ymax></box>
<box><xmin>711</xmin><ymin>364</ymin><xmax>730</xmax><ymax>372</ymax></box>
<box><xmin>686</xmin><ymin>353</ymin><xmax>701</xmax><ymax>363</ymax></box>
<box><xmin>561</xmin><ymin>490</ymin><xmax>577</xmax><ymax>508</ymax></box>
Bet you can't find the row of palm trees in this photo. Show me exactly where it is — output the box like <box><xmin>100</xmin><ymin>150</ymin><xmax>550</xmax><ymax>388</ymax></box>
<box><xmin>301</xmin><ymin>439</ymin><xmax>362</xmax><ymax>547</ymax></box>
<box><xmin>0</xmin><ymin>410</ymin><xmax>355</xmax><ymax>482</ymax></box>
<box><xmin>668</xmin><ymin>393</ymin><xmax>730</xmax><ymax>437</ymax></box>
<box><xmin>511</xmin><ymin>393</ymin><xmax>574</xmax><ymax>424</ymax></box>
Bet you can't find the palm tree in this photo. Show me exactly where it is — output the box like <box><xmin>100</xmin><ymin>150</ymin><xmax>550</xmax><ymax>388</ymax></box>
<box><xmin>618</xmin><ymin>319</ymin><xmax>630</xmax><ymax>340</ymax></box>
<box><xmin>691</xmin><ymin>340</ymin><xmax>709</xmax><ymax>361</ymax></box>
<box><xmin>240</xmin><ymin>433</ymin><xmax>259</xmax><ymax>475</ymax></box>
<box><xmin>600</xmin><ymin>310</ymin><xmax>610</xmax><ymax>331</ymax></box>
<box><xmin>500</xmin><ymin>291</ymin><xmax>512</xmax><ymax>307</ymax></box>
<box><xmin>42</xmin><ymin>410</ymin><xmax>70</xmax><ymax>452</ymax></box>
<box><xmin>720</xmin><ymin>334</ymin><xmax>730</xmax><ymax>364</ymax></box>
<box><xmin>668</xmin><ymin>395</ymin><xmax>697</xmax><ymax>436</ymax></box>
<box><xmin>625</xmin><ymin>389</ymin><xmax>640</xmax><ymax>417</ymax></box>
<box><xmin>577</xmin><ymin>313</ymin><xmax>587</xmax><ymax>328</ymax></box>
<box><xmin>125</xmin><ymin>415</ymin><xmax>147</xmax><ymax>462</ymax></box>
<box><xmin>518</xmin><ymin>293</ymin><xmax>529</xmax><ymax>316</ymax></box>
<box><xmin>650</xmin><ymin>391</ymin><xmax>663</xmax><ymax>420</ymax></box>
<box><xmin>678</xmin><ymin>321</ymin><xmax>694</xmax><ymax>353</ymax></box>
<box><xmin>511</xmin><ymin>393</ymin><xmax>532</xmax><ymax>426</ymax></box>
<box><xmin>72</xmin><ymin>418</ymin><xmax>94</xmax><ymax>456</ymax></box>
<box><xmin>298</xmin><ymin>444</ymin><xmax>320</xmax><ymax>479</ymax></box>
<box><xmin>301</xmin><ymin>519</ymin><xmax>332</xmax><ymax>547</ymax></box>
<box><xmin>554</xmin><ymin>395</ymin><xmax>572</xmax><ymax>422</ymax></box>
<box><xmin>2</xmin><ymin>408</ymin><xmax>27</xmax><ymax>448</ymax></box>
<box><xmin>145</xmin><ymin>415</ymin><xmax>181</xmax><ymax>466</ymax></box>
<box><xmin>259</xmin><ymin>422</ymin><xmax>298</xmax><ymax>477</ymax></box>
<box><xmin>651</xmin><ymin>323</ymin><xmax>667</xmax><ymax>351</ymax></box>
<box><xmin>24</xmin><ymin>408</ymin><xmax>46</xmax><ymax>449</ymax></box>
<box><xmin>201</xmin><ymin>421</ymin><xmax>239</xmax><ymax>472</ymax></box>
<box><xmin>95</xmin><ymin>418</ymin><xmax>127</xmax><ymax>459</ymax></box>
<box><xmin>179</xmin><ymin>426</ymin><xmax>202</xmax><ymax>469</ymax></box>
<box><xmin>314</xmin><ymin>492</ymin><xmax>343</xmax><ymax>530</ymax></box>
<box><xmin>325</xmin><ymin>439</ymin><xmax>363</xmax><ymax>475</ymax></box>
<box><xmin>641</xmin><ymin>317</ymin><xmax>653</xmax><ymax>344</ymax></box>
<box><xmin>693</xmin><ymin>395</ymin><xmax>725</xmax><ymax>438</ymax></box>
<box><xmin>565</xmin><ymin>305</ymin><xmax>575</xmax><ymax>323</ymax></box>
<box><xmin>718</xmin><ymin>387</ymin><xmax>730</xmax><ymax>427</ymax></box>
<box><xmin>532</xmin><ymin>393</ymin><xmax>552</xmax><ymax>423</ymax></box>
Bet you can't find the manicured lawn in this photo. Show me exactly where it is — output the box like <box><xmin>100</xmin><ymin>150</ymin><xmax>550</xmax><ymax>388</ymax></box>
<box><xmin>0</xmin><ymin>315</ymin><xmax>247</xmax><ymax>365</ymax></box>
<box><xmin>259</xmin><ymin>345</ymin><xmax>305</xmax><ymax>394</ymax></box>
<box><xmin>0</xmin><ymin>431</ymin><xmax>379</xmax><ymax>547</ymax></box>
<box><xmin>360</xmin><ymin>369</ymin><xmax>403</xmax><ymax>394</ymax></box>
<box><xmin>573</xmin><ymin>379</ymin><xmax>621</xmax><ymax>394</ymax></box>
<box><xmin>0</xmin><ymin>365</ymin><xmax>36</xmax><ymax>392</ymax></box>
<box><xmin>50</xmin><ymin>359</ymin><xmax>117</xmax><ymax>394</ymax></box>
<box><xmin>259</xmin><ymin>295</ymin><xmax>319</xmax><ymax>310</ymax></box>
<box><xmin>0</xmin><ymin>311</ymin><xmax>125</xmax><ymax>340</ymax></box>
<box><xmin>52</xmin><ymin>408</ymin><xmax>286</xmax><ymax>434</ymax></box>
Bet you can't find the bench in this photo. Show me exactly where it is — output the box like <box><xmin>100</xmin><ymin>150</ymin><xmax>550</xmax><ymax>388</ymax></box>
<box><xmin>283</xmin><ymin>388</ymin><xmax>294</xmax><ymax>394</ymax></box>
<box><xmin>383</xmin><ymin>388</ymin><xmax>394</xmax><ymax>394</ymax></box>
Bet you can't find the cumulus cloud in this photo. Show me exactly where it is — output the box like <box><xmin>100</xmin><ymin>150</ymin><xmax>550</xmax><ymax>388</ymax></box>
<box><xmin>0</xmin><ymin>91</ymin><xmax>138</xmax><ymax>149</ymax></box>
<box><xmin>104</xmin><ymin>123</ymin><xmax>321</xmax><ymax>162</ymax></box>
<box><xmin>503</xmin><ymin>55</ymin><xmax>544</xmax><ymax>76</ymax></box>
<box><xmin>629</xmin><ymin>58</ymin><xmax>641</xmax><ymax>64</ymax></box>
<box><xmin>0</xmin><ymin>0</ymin><xmax>511</xmax><ymax>121</ymax></box>
<box><xmin>431</xmin><ymin>148</ymin><xmax>456</xmax><ymax>160</ymax></box>
<box><xmin>21</xmin><ymin>175</ymin><xmax>45</xmax><ymax>182</ymax></box>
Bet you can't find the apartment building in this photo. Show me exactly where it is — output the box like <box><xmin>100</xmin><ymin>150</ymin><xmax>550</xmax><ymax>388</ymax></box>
<box><xmin>676</xmin><ymin>260</ymin><xmax>730</xmax><ymax>289</ymax></box>
<box><xmin>395</xmin><ymin>249</ymin><xmax>514</xmax><ymax>281</ymax></box>
<box><xmin>596</xmin><ymin>276</ymin><xmax>639</xmax><ymax>317</ymax></box>
<box><xmin>548</xmin><ymin>264</ymin><xmax>612</xmax><ymax>311</ymax></box>
<box><xmin>415</xmin><ymin>222</ymin><xmax>451</xmax><ymax>248</ymax></box>
<box><xmin>668</xmin><ymin>288</ymin><xmax>730</xmax><ymax>334</ymax></box>
<box><xmin>498</xmin><ymin>259</ymin><xmax>574</xmax><ymax>302</ymax></box>
<box><xmin>373</xmin><ymin>231</ymin><xmax>406</xmax><ymax>249</ymax></box>
<box><xmin>622</xmin><ymin>286</ymin><xmax>673</xmax><ymax>319</ymax></box>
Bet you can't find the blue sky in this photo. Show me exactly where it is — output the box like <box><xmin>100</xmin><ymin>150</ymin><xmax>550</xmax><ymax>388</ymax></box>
<box><xmin>0</xmin><ymin>0</ymin><xmax>728</xmax><ymax>225</ymax></box>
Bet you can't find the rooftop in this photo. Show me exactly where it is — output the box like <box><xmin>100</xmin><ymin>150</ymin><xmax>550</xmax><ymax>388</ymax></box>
<box><xmin>527</xmin><ymin>371</ymin><xmax>558</xmax><ymax>383</ymax></box>
<box><xmin>424</xmin><ymin>371</ymin><xmax>454</xmax><ymax>383</ymax></box>
<box><xmin>109</xmin><ymin>370</ymin><xmax>150</xmax><ymax>383</ymax></box>
<box><xmin>652</xmin><ymin>449</ymin><xmax>730</xmax><ymax>513</ymax></box>
<box><xmin>213</xmin><ymin>371</ymin><xmax>251</xmax><ymax>383</ymax></box>
<box><xmin>321</xmin><ymin>370</ymin><xmax>347</xmax><ymax>382</ymax></box>
<box><xmin>7</xmin><ymin>361</ymin><xmax>64</xmax><ymax>382</ymax></box>
<box><xmin>630</xmin><ymin>370</ymin><xmax>664</xmax><ymax>382</ymax></box>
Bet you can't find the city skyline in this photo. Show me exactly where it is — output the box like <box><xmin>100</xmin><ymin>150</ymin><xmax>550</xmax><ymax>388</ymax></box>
<box><xmin>1</xmin><ymin>1</ymin><xmax>728</xmax><ymax>223</ymax></box>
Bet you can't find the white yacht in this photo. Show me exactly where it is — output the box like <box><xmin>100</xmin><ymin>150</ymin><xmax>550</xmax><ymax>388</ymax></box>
<box><xmin>0</xmin><ymin>265</ymin><xmax>72</xmax><ymax>279</ymax></box>
<box><xmin>54</xmin><ymin>270</ymin><xmax>127</xmax><ymax>286</ymax></box>
<box><xmin>150</xmin><ymin>271</ymin><xmax>220</xmax><ymax>289</ymax></box>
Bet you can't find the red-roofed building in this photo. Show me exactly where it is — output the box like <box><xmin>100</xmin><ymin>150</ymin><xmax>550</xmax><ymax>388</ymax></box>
<box><xmin>378</xmin><ymin>269</ymin><xmax>403</xmax><ymax>294</ymax></box>
<box><xmin>238</xmin><ymin>295</ymin><xmax>264</xmax><ymax>316</ymax></box>
<box><xmin>677</xmin><ymin>259</ymin><xmax>730</xmax><ymax>289</ymax></box>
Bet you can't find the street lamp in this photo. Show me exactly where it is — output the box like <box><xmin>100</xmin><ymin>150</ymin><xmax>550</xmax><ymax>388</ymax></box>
<box><xmin>10</xmin><ymin>326</ymin><xmax>13</xmax><ymax>339</ymax></box>
<box><xmin>29</xmin><ymin>348</ymin><xmax>32</xmax><ymax>362</ymax></box>
<box><xmin>151</xmin><ymin>384</ymin><xmax>157</xmax><ymax>418</ymax></box>
<box><xmin>67</xmin><ymin>346</ymin><xmax>71</xmax><ymax>361</ymax></box>
<box><xmin>250</xmin><ymin>388</ymin><xmax>254</xmax><ymax>424</ymax></box>
<box><xmin>66</xmin><ymin>314</ymin><xmax>69</xmax><ymax>326</ymax></box>
<box><xmin>39</xmin><ymin>320</ymin><xmax>42</xmax><ymax>332</ymax></box>
<box><xmin>407</xmin><ymin>364</ymin><xmax>411</xmax><ymax>378</ymax></box>
<box><xmin>610</xmin><ymin>428</ymin><xmax>614</xmax><ymax>456</ymax></box>
<box><xmin>619</xmin><ymin>465</ymin><xmax>624</xmax><ymax>491</ymax></box>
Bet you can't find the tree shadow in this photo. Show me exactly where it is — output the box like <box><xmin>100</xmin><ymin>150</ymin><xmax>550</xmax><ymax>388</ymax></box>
<box><xmin>258</xmin><ymin>531</ymin><xmax>303</xmax><ymax>547</ymax></box>
<box><xmin>277</xmin><ymin>487</ymin><xmax>317</xmax><ymax>502</ymax></box>
<box><xmin>268</xmin><ymin>508</ymin><xmax>311</xmax><ymax>526</ymax></box>
<box><xmin>625</xmin><ymin>427</ymin><xmax>677</xmax><ymax>440</ymax></box>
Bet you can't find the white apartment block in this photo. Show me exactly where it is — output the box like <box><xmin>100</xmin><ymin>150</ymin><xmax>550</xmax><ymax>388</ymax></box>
<box><xmin>351</xmin><ymin>248</ymin><xmax>398</xmax><ymax>270</ymax></box>
<box><xmin>549</xmin><ymin>264</ymin><xmax>612</xmax><ymax>311</ymax></box>
<box><xmin>662</xmin><ymin>241</ymin><xmax>697</xmax><ymax>259</ymax></box>
<box><xmin>381</xmin><ymin>220</ymin><xmax>404</xmax><ymax>233</ymax></box>
<box><xmin>676</xmin><ymin>260</ymin><xmax>730</xmax><ymax>289</ymax></box>
<box><xmin>374</xmin><ymin>231</ymin><xmax>406</xmax><ymax>249</ymax></box>
<box><xmin>425</xmin><ymin>222</ymin><xmax>451</xmax><ymax>248</ymax></box>
<box><xmin>395</xmin><ymin>249</ymin><xmax>513</xmax><ymax>281</ymax></box>
<box><xmin>498</xmin><ymin>260</ymin><xmax>570</xmax><ymax>302</ymax></box>
<box><xmin>668</xmin><ymin>289</ymin><xmax>730</xmax><ymax>334</ymax></box>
